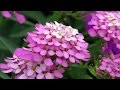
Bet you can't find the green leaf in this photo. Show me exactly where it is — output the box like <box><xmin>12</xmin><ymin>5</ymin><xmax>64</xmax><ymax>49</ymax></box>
<box><xmin>0</xmin><ymin>41</ymin><xmax>7</xmax><ymax>50</ymax></box>
<box><xmin>20</xmin><ymin>11</ymin><xmax>46</xmax><ymax>24</ymax></box>
<box><xmin>71</xmin><ymin>11</ymin><xmax>84</xmax><ymax>20</ymax></box>
<box><xmin>87</xmin><ymin>66</ymin><xmax>97</xmax><ymax>77</ymax></box>
<box><xmin>0</xmin><ymin>71</ymin><xmax>11</xmax><ymax>79</ymax></box>
<box><xmin>67</xmin><ymin>64</ymin><xmax>93</xmax><ymax>79</ymax></box>
<box><xmin>10</xmin><ymin>26</ymin><xmax>34</xmax><ymax>38</ymax></box>
<box><xmin>88</xmin><ymin>39</ymin><xmax>104</xmax><ymax>56</ymax></box>
<box><xmin>46</xmin><ymin>11</ymin><xmax>63</xmax><ymax>22</ymax></box>
<box><xmin>0</xmin><ymin>36</ymin><xmax>17</xmax><ymax>53</ymax></box>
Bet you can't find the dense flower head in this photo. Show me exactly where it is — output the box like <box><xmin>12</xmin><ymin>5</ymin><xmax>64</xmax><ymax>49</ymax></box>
<box><xmin>102</xmin><ymin>41</ymin><xmax>120</xmax><ymax>55</ymax></box>
<box><xmin>25</xmin><ymin>21</ymin><xmax>90</xmax><ymax>67</ymax></box>
<box><xmin>0</xmin><ymin>48</ymin><xmax>64</xmax><ymax>79</ymax></box>
<box><xmin>98</xmin><ymin>53</ymin><xmax>120</xmax><ymax>78</ymax></box>
<box><xmin>85</xmin><ymin>11</ymin><xmax>120</xmax><ymax>49</ymax></box>
<box><xmin>1</xmin><ymin>11</ymin><xmax>26</xmax><ymax>24</ymax></box>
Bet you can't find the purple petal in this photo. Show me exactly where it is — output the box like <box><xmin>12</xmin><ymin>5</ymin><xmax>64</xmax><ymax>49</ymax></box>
<box><xmin>14</xmin><ymin>12</ymin><xmax>26</xmax><ymax>24</ymax></box>
<box><xmin>2</xmin><ymin>11</ymin><xmax>12</xmax><ymax>18</ymax></box>
<box><xmin>44</xmin><ymin>58</ymin><xmax>53</xmax><ymax>66</ymax></box>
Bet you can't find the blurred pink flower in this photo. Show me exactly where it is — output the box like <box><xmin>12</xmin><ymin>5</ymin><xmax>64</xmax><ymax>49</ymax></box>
<box><xmin>98</xmin><ymin>52</ymin><xmax>120</xmax><ymax>78</ymax></box>
<box><xmin>85</xmin><ymin>11</ymin><xmax>120</xmax><ymax>49</ymax></box>
<box><xmin>1</xmin><ymin>11</ymin><xmax>26</xmax><ymax>24</ymax></box>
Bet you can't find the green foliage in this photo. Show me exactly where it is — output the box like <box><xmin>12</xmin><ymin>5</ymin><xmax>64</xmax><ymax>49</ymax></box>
<box><xmin>0</xmin><ymin>71</ymin><xmax>11</xmax><ymax>79</ymax></box>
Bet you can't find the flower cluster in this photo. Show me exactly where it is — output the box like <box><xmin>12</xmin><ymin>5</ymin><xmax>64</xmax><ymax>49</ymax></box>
<box><xmin>85</xmin><ymin>11</ymin><xmax>120</xmax><ymax>49</ymax></box>
<box><xmin>1</xmin><ymin>11</ymin><xmax>26</xmax><ymax>24</ymax></box>
<box><xmin>25</xmin><ymin>21</ymin><xmax>90</xmax><ymax>66</ymax></box>
<box><xmin>0</xmin><ymin>21</ymin><xmax>90</xmax><ymax>79</ymax></box>
<box><xmin>98</xmin><ymin>53</ymin><xmax>120</xmax><ymax>78</ymax></box>
<box><xmin>85</xmin><ymin>11</ymin><xmax>120</xmax><ymax>78</ymax></box>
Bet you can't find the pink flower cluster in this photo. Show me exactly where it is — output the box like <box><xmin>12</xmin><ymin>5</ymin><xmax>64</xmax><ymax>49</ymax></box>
<box><xmin>0</xmin><ymin>48</ymin><xmax>64</xmax><ymax>79</ymax></box>
<box><xmin>99</xmin><ymin>53</ymin><xmax>120</xmax><ymax>78</ymax></box>
<box><xmin>85</xmin><ymin>11</ymin><xmax>120</xmax><ymax>78</ymax></box>
<box><xmin>86</xmin><ymin>11</ymin><xmax>120</xmax><ymax>49</ymax></box>
<box><xmin>1</xmin><ymin>11</ymin><xmax>26</xmax><ymax>24</ymax></box>
<box><xmin>25</xmin><ymin>21</ymin><xmax>90</xmax><ymax>66</ymax></box>
<box><xmin>0</xmin><ymin>21</ymin><xmax>90</xmax><ymax>79</ymax></box>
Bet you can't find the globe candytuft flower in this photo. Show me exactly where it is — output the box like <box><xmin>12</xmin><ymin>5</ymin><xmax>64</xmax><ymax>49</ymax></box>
<box><xmin>1</xmin><ymin>11</ymin><xmax>26</xmax><ymax>24</ymax></box>
<box><xmin>25</xmin><ymin>21</ymin><xmax>90</xmax><ymax>67</ymax></box>
<box><xmin>85</xmin><ymin>11</ymin><xmax>120</xmax><ymax>49</ymax></box>
<box><xmin>0</xmin><ymin>47</ymin><xmax>64</xmax><ymax>79</ymax></box>
<box><xmin>98</xmin><ymin>53</ymin><xmax>120</xmax><ymax>78</ymax></box>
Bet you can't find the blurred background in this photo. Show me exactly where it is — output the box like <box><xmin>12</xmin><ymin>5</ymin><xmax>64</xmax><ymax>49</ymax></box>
<box><xmin>0</xmin><ymin>11</ymin><xmax>104</xmax><ymax>79</ymax></box>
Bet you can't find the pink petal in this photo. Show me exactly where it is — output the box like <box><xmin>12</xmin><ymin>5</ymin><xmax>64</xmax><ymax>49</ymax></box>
<box><xmin>48</xmin><ymin>50</ymin><xmax>55</xmax><ymax>56</ymax></box>
<box><xmin>40</xmin><ymin>49</ymin><xmax>47</xmax><ymax>56</ymax></box>
<box><xmin>27</xmin><ymin>69</ymin><xmax>34</xmax><ymax>76</ymax></box>
<box><xmin>99</xmin><ymin>65</ymin><xmax>106</xmax><ymax>70</ymax></box>
<box><xmin>88</xmin><ymin>29</ymin><xmax>97</xmax><ymax>37</ymax></box>
<box><xmin>43</xmin><ymin>30</ymin><xmax>50</xmax><ymax>34</ymax></box>
<box><xmin>33</xmin><ymin>47</ymin><xmax>41</xmax><ymax>52</ymax></box>
<box><xmin>41</xmin><ymin>40</ymin><xmax>47</xmax><ymax>44</ymax></box>
<box><xmin>45</xmin><ymin>73</ymin><xmax>54</xmax><ymax>79</ymax></box>
<box><xmin>56</xmin><ymin>50</ymin><xmax>63</xmax><ymax>57</ymax></box>
<box><xmin>14</xmin><ymin>12</ymin><xmax>26</xmax><ymax>24</ymax></box>
<box><xmin>18</xmin><ymin>74</ymin><xmax>27</xmax><ymax>79</ymax></box>
<box><xmin>8</xmin><ymin>63</ymin><xmax>18</xmax><ymax>69</ymax></box>
<box><xmin>75</xmin><ymin>53</ymin><xmax>85</xmax><ymax>60</ymax></box>
<box><xmin>109</xmin><ymin>72</ymin><xmax>115</xmax><ymax>77</ymax></box>
<box><xmin>69</xmin><ymin>56</ymin><xmax>75</xmax><ymax>63</ymax></box>
<box><xmin>0</xmin><ymin>64</ymin><xmax>9</xmax><ymax>69</ymax></box>
<box><xmin>2</xmin><ymin>69</ymin><xmax>13</xmax><ymax>73</ymax></box>
<box><xmin>54</xmin><ymin>70</ymin><xmax>63</xmax><ymax>78</ymax></box>
<box><xmin>2</xmin><ymin>11</ymin><xmax>11</xmax><ymax>18</ymax></box>
<box><xmin>74</xmin><ymin>46</ymin><xmax>81</xmax><ymax>50</ymax></box>
<box><xmin>61</xmin><ymin>43</ymin><xmax>67</xmax><ymax>48</ymax></box>
<box><xmin>31</xmin><ymin>73</ymin><xmax>36</xmax><ymax>78</ymax></box>
<box><xmin>35</xmin><ymin>66</ymin><xmax>42</xmax><ymax>73</ymax></box>
<box><xmin>63</xmin><ymin>51</ymin><xmax>69</xmax><ymax>59</ymax></box>
<box><xmin>26</xmin><ymin>62</ymin><xmax>33</xmax><ymax>67</ymax></box>
<box><xmin>117</xmin><ymin>36</ymin><xmax>120</xmax><ymax>40</ymax></box>
<box><xmin>33</xmin><ymin>53</ymin><xmax>42</xmax><ymax>61</ymax></box>
<box><xmin>61</xmin><ymin>60</ymin><xmax>68</xmax><ymax>67</ymax></box>
<box><xmin>67</xmin><ymin>49</ymin><xmax>74</xmax><ymax>56</ymax></box>
<box><xmin>18</xmin><ymin>61</ymin><xmax>25</xmax><ymax>65</ymax></box>
<box><xmin>36</xmin><ymin>73</ymin><xmax>44</xmax><ymax>79</ymax></box>
<box><xmin>100</xmin><ymin>25</ymin><xmax>107</xmax><ymax>29</ymax></box>
<box><xmin>115</xmin><ymin>73</ymin><xmax>120</xmax><ymax>77</ymax></box>
<box><xmin>98</xmin><ymin>30</ymin><xmax>106</xmax><ymax>37</ymax></box>
<box><xmin>54</xmin><ymin>41</ymin><xmax>61</xmax><ymax>46</ymax></box>
<box><xmin>117</xmin><ymin>44</ymin><xmax>120</xmax><ymax>49</ymax></box>
<box><xmin>103</xmin><ymin>37</ymin><xmax>110</xmax><ymax>41</ymax></box>
<box><xmin>106</xmin><ymin>68</ymin><xmax>112</xmax><ymax>72</ymax></box>
<box><xmin>96</xmin><ymin>14</ymin><xmax>104</xmax><ymax>19</ymax></box>
<box><xmin>56</xmin><ymin>58</ymin><xmax>62</xmax><ymax>64</ymax></box>
<box><xmin>27</xmin><ymin>43</ymin><xmax>36</xmax><ymax>47</ymax></box>
<box><xmin>46</xmin><ymin>35</ymin><xmax>52</xmax><ymax>39</ymax></box>
<box><xmin>15</xmin><ymin>68</ymin><xmax>21</xmax><ymax>74</ymax></box>
<box><xmin>48</xmin><ymin>42</ymin><xmax>53</xmax><ymax>45</ymax></box>
<box><xmin>40</xmin><ymin>64</ymin><xmax>46</xmax><ymax>71</ymax></box>
<box><xmin>44</xmin><ymin>58</ymin><xmax>53</xmax><ymax>66</ymax></box>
